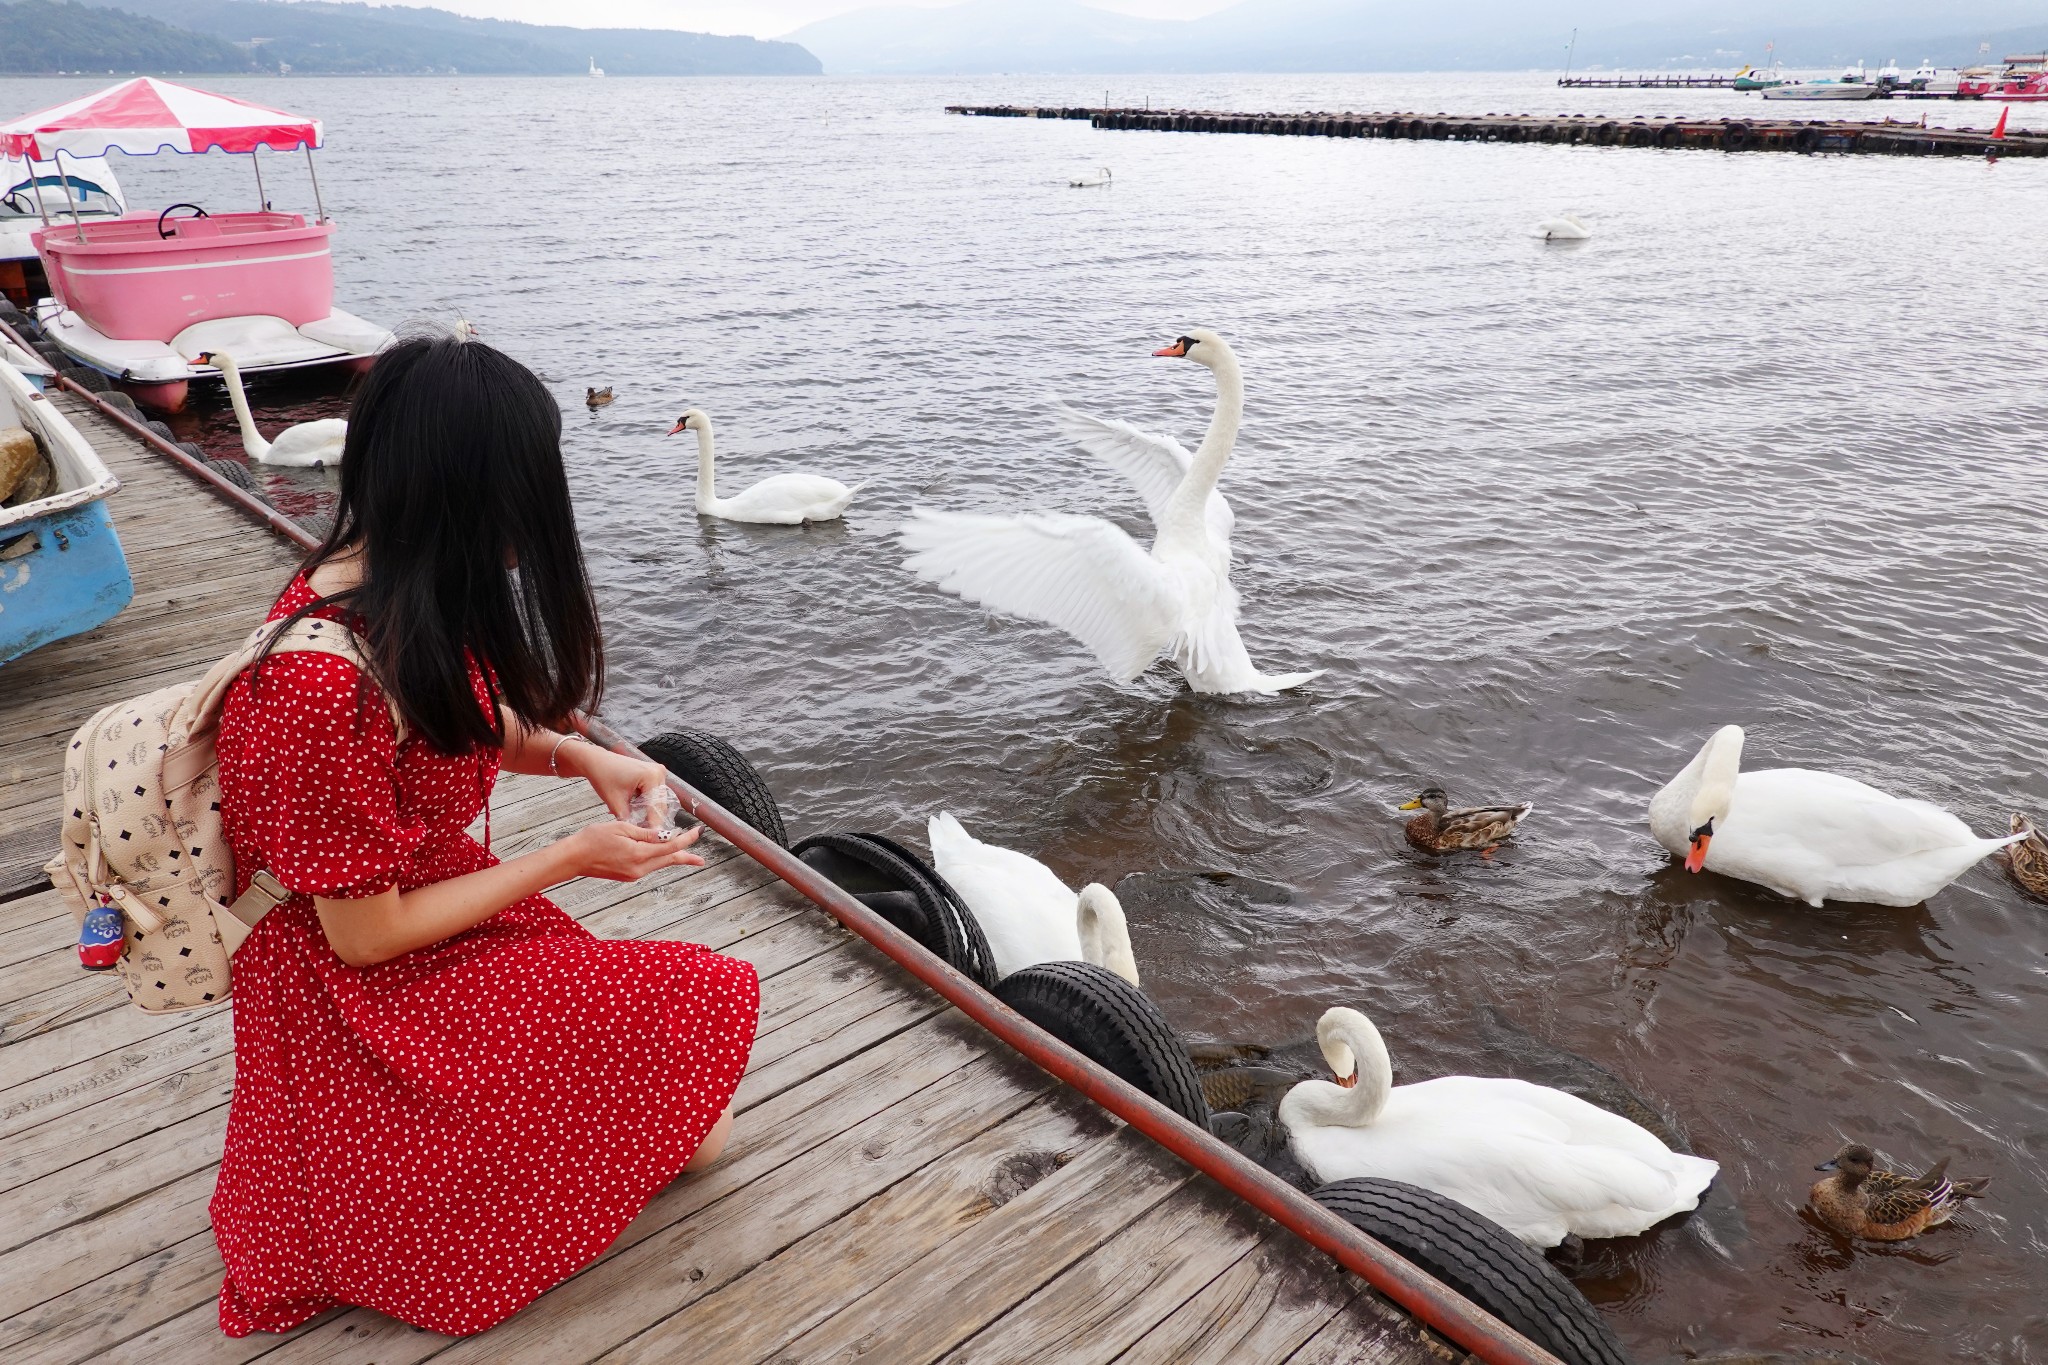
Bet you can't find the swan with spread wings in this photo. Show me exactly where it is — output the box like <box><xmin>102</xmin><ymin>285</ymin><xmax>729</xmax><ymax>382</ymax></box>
<box><xmin>899</xmin><ymin>329</ymin><xmax>1318</xmax><ymax>695</ymax></box>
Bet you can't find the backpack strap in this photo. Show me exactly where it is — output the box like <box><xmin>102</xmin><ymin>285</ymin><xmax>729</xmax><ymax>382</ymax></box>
<box><xmin>173</xmin><ymin>616</ymin><xmax>408</xmax><ymax>943</ymax></box>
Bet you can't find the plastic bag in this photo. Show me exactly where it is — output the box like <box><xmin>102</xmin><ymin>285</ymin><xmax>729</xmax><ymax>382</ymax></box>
<box><xmin>628</xmin><ymin>784</ymin><xmax>683</xmax><ymax>836</ymax></box>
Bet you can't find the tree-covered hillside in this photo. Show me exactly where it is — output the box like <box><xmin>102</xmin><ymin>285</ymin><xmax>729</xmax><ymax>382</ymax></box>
<box><xmin>0</xmin><ymin>0</ymin><xmax>254</xmax><ymax>73</ymax></box>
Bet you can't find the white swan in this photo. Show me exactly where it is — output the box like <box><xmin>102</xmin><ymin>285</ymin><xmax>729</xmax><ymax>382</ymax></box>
<box><xmin>1277</xmin><ymin>1007</ymin><xmax>1718</xmax><ymax>1248</ymax></box>
<box><xmin>1069</xmin><ymin>166</ymin><xmax>1112</xmax><ymax>188</ymax></box>
<box><xmin>928</xmin><ymin>812</ymin><xmax>1139</xmax><ymax>984</ymax></box>
<box><xmin>1649</xmin><ymin>725</ymin><xmax>2024</xmax><ymax>907</ymax></box>
<box><xmin>1534</xmin><ymin>214</ymin><xmax>1590</xmax><ymax>241</ymax></box>
<box><xmin>667</xmin><ymin>409</ymin><xmax>860</xmax><ymax>525</ymax></box>
<box><xmin>899</xmin><ymin>329</ymin><xmax>1318</xmax><ymax>695</ymax></box>
<box><xmin>198</xmin><ymin>350</ymin><xmax>347</xmax><ymax>468</ymax></box>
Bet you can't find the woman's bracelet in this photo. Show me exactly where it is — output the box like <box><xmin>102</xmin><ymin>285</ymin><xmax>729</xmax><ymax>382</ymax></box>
<box><xmin>548</xmin><ymin>731</ymin><xmax>590</xmax><ymax>777</ymax></box>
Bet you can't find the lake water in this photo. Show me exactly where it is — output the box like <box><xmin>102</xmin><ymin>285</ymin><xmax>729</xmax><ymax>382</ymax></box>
<box><xmin>5</xmin><ymin>70</ymin><xmax>2045</xmax><ymax>1363</ymax></box>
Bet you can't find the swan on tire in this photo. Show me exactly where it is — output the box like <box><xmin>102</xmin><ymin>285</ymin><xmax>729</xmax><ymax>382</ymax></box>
<box><xmin>928</xmin><ymin>812</ymin><xmax>1139</xmax><ymax>984</ymax></box>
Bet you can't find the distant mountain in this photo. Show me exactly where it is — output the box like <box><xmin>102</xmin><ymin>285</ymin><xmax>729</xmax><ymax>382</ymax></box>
<box><xmin>790</xmin><ymin>0</ymin><xmax>2046</xmax><ymax>74</ymax></box>
<box><xmin>63</xmin><ymin>0</ymin><xmax>823</xmax><ymax>76</ymax></box>
<box><xmin>0</xmin><ymin>0</ymin><xmax>253</xmax><ymax>72</ymax></box>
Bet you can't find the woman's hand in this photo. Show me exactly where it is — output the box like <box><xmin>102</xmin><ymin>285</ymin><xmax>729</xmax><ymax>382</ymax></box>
<box><xmin>560</xmin><ymin>820</ymin><xmax>706</xmax><ymax>882</ymax></box>
<box><xmin>570</xmin><ymin>743</ymin><xmax>674</xmax><ymax>822</ymax></box>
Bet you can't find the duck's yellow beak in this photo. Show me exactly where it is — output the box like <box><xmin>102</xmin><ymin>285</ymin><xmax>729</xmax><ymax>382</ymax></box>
<box><xmin>1396</xmin><ymin>798</ymin><xmax>1422</xmax><ymax>811</ymax></box>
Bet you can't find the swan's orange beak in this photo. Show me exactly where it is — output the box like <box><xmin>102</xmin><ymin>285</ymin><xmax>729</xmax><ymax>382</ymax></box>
<box><xmin>1153</xmin><ymin>339</ymin><xmax>1188</xmax><ymax>357</ymax></box>
<box><xmin>666</xmin><ymin>420</ymin><xmax>687</xmax><ymax>436</ymax></box>
<box><xmin>1335</xmin><ymin>1071</ymin><xmax>1357</xmax><ymax>1089</ymax></box>
<box><xmin>1684</xmin><ymin>828</ymin><xmax>1713</xmax><ymax>874</ymax></box>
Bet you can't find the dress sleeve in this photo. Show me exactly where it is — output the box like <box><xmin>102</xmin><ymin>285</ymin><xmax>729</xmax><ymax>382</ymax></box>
<box><xmin>226</xmin><ymin>652</ymin><xmax>424</xmax><ymax>899</ymax></box>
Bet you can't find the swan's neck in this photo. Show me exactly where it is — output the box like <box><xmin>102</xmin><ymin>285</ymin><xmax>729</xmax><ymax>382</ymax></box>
<box><xmin>1283</xmin><ymin>1015</ymin><xmax>1392</xmax><ymax>1130</ymax></box>
<box><xmin>692</xmin><ymin>423</ymin><xmax>718</xmax><ymax>511</ymax></box>
<box><xmin>215</xmin><ymin>357</ymin><xmax>268</xmax><ymax>460</ymax></box>
<box><xmin>1160</xmin><ymin>348</ymin><xmax>1243</xmax><ymax>538</ymax></box>
<box><xmin>1076</xmin><ymin>884</ymin><xmax>1139</xmax><ymax>986</ymax></box>
<box><xmin>1652</xmin><ymin>725</ymin><xmax>1744</xmax><ymax>841</ymax></box>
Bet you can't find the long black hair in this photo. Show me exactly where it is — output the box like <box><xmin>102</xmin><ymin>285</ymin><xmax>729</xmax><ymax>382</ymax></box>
<box><xmin>273</xmin><ymin>334</ymin><xmax>604</xmax><ymax>755</ymax></box>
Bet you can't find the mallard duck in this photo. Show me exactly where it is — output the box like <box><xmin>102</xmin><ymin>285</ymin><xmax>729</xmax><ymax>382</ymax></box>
<box><xmin>1999</xmin><ymin>813</ymin><xmax>2048</xmax><ymax>900</ymax></box>
<box><xmin>1810</xmin><ymin>1142</ymin><xmax>1989</xmax><ymax>1241</ymax></box>
<box><xmin>1398</xmin><ymin>787</ymin><xmax>1534</xmax><ymax>855</ymax></box>
<box><xmin>586</xmin><ymin>386</ymin><xmax>615</xmax><ymax>409</ymax></box>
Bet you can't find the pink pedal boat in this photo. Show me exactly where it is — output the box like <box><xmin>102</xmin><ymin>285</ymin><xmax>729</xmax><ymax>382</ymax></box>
<box><xmin>0</xmin><ymin>79</ymin><xmax>389</xmax><ymax>412</ymax></box>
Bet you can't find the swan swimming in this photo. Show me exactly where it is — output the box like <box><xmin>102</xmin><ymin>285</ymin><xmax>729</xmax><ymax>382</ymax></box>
<box><xmin>1650</xmin><ymin>724</ymin><xmax>2024</xmax><ymax>907</ymax></box>
<box><xmin>1277</xmin><ymin>1007</ymin><xmax>1718</xmax><ymax>1248</ymax></box>
<box><xmin>197</xmin><ymin>350</ymin><xmax>347</xmax><ymax>468</ymax></box>
<box><xmin>1534</xmin><ymin>214</ymin><xmax>1591</xmax><ymax>241</ymax></box>
<box><xmin>667</xmin><ymin>408</ymin><xmax>861</xmax><ymax>525</ymax></box>
<box><xmin>928</xmin><ymin>812</ymin><xmax>1138</xmax><ymax>984</ymax></box>
<box><xmin>900</xmin><ymin>329</ymin><xmax>1319</xmax><ymax>695</ymax></box>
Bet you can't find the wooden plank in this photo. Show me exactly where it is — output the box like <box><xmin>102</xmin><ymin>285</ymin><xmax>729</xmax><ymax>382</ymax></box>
<box><xmin>1285</xmin><ymin>1292</ymin><xmax>1458</xmax><ymax>1365</ymax></box>
<box><xmin>588</xmin><ymin>1093</ymin><xmax>1118</xmax><ymax>1365</ymax></box>
<box><xmin>770</xmin><ymin>1124</ymin><xmax>1193</xmax><ymax>1365</ymax></box>
<box><xmin>941</xmin><ymin>1181</ymin><xmax>1269</xmax><ymax>1365</ymax></box>
<box><xmin>1111</xmin><ymin>1231</ymin><xmax>1363</xmax><ymax>1365</ymax></box>
<box><xmin>0</xmin><ymin>1101</ymin><xmax>226</xmax><ymax>1256</ymax></box>
<box><xmin>0</xmin><ymin>1163</ymin><xmax>213</xmax><ymax>1320</ymax></box>
<box><xmin>0</xmin><ymin>1051</ymin><xmax>233</xmax><ymax>1196</ymax></box>
<box><xmin>0</xmin><ymin>1229</ymin><xmax>234</xmax><ymax>1365</ymax></box>
<box><xmin>0</xmin><ymin>1011</ymin><xmax>231</xmax><ymax>1141</ymax></box>
<box><xmin>0</xmin><ymin>886</ymin><xmax>68</xmax><ymax>939</ymax></box>
<box><xmin>255</xmin><ymin>1020</ymin><xmax>1037</xmax><ymax>1365</ymax></box>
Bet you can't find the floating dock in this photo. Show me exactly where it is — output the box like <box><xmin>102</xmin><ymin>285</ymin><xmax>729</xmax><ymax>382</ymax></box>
<box><xmin>947</xmin><ymin>104</ymin><xmax>2045</xmax><ymax>158</ymax></box>
<box><xmin>0</xmin><ymin>354</ymin><xmax>1560</xmax><ymax>1362</ymax></box>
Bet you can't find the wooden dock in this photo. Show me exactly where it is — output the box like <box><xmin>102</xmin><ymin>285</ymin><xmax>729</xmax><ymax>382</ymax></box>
<box><xmin>1555</xmin><ymin>76</ymin><xmax>1733</xmax><ymax>88</ymax></box>
<box><xmin>946</xmin><ymin>103</ymin><xmax>2045</xmax><ymax>158</ymax></box>
<box><xmin>0</xmin><ymin>389</ymin><xmax>1467</xmax><ymax>1363</ymax></box>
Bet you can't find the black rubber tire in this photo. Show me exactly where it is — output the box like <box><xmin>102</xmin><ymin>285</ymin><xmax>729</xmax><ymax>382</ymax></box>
<box><xmin>204</xmin><ymin>456</ymin><xmax>257</xmax><ymax>491</ymax></box>
<box><xmin>143</xmin><ymin>419</ymin><xmax>175</xmax><ymax>442</ymax></box>
<box><xmin>995</xmin><ymin>961</ymin><xmax>1210</xmax><ymax>1127</ymax></box>
<box><xmin>1311</xmin><ymin>1179</ymin><xmax>1632</xmax><ymax>1365</ymax></box>
<box><xmin>1795</xmin><ymin>127</ymin><xmax>1821</xmax><ymax>154</ymax></box>
<box><xmin>639</xmin><ymin>729</ymin><xmax>789</xmax><ymax>847</ymax></box>
<box><xmin>101</xmin><ymin>391</ymin><xmax>139</xmax><ymax>416</ymax></box>
<box><xmin>59</xmin><ymin>365</ymin><xmax>111</xmax><ymax>393</ymax></box>
<box><xmin>1724</xmin><ymin>121</ymin><xmax>1753</xmax><ymax>151</ymax></box>
<box><xmin>790</xmin><ymin>830</ymin><xmax>999</xmax><ymax>988</ymax></box>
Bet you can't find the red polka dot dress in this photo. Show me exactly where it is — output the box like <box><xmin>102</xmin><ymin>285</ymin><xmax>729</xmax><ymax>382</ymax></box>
<box><xmin>208</xmin><ymin>575</ymin><xmax>759</xmax><ymax>1337</ymax></box>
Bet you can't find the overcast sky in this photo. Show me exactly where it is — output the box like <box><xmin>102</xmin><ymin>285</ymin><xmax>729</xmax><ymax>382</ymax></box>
<box><xmin>365</xmin><ymin>0</ymin><xmax>1240</xmax><ymax>38</ymax></box>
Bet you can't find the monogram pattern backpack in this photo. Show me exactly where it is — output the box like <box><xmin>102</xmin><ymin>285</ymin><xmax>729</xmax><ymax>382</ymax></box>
<box><xmin>45</xmin><ymin>615</ymin><xmax>402</xmax><ymax>1014</ymax></box>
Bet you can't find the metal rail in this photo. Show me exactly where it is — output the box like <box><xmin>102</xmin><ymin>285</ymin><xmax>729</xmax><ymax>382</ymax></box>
<box><xmin>17</xmin><ymin>337</ymin><xmax>1567</xmax><ymax>1365</ymax></box>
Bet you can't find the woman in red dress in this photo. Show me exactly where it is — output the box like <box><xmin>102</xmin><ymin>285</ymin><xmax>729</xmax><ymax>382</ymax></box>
<box><xmin>209</xmin><ymin>335</ymin><xmax>760</xmax><ymax>1337</ymax></box>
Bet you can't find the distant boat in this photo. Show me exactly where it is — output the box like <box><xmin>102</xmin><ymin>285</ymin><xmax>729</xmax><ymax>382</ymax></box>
<box><xmin>1732</xmin><ymin>65</ymin><xmax>1785</xmax><ymax>91</ymax></box>
<box><xmin>589</xmin><ymin>57</ymin><xmax>605</xmax><ymax>77</ymax></box>
<box><xmin>1762</xmin><ymin>68</ymin><xmax>1879</xmax><ymax>101</ymax></box>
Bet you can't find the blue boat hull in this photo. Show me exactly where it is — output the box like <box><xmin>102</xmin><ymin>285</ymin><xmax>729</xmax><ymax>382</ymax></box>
<box><xmin>0</xmin><ymin>496</ymin><xmax>133</xmax><ymax>665</ymax></box>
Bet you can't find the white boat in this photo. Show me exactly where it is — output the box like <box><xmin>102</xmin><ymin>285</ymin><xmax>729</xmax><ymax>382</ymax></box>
<box><xmin>1762</xmin><ymin>69</ymin><xmax>1880</xmax><ymax>101</ymax></box>
<box><xmin>1908</xmin><ymin>63</ymin><xmax>1961</xmax><ymax>95</ymax></box>
<box><xmin>1</xmin><ymin>154</ymin><xmax>124</xmax><ymax>306</ymax></box>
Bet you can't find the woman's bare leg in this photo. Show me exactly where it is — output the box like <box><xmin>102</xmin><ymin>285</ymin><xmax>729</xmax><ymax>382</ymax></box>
<box><xmin>684</xmin><ymin>1107</ymin><xmax>733</xmax><ymax>1173</ymax></box>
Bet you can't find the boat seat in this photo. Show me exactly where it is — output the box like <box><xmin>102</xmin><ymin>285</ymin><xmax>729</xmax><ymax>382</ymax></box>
<box><xmin>174</xmin><ymin>315</ymin><xmax>334</xmax><ymax>367</ymax></box>
<box><xmin>166</xmin><ymin>218</ymin><xmax>226</xmax><ymax>239</ymax></box>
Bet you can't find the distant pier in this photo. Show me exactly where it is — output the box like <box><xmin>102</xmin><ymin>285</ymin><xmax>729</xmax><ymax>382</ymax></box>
<box><xmin>946</xmin><ymin>104</ymin><xmax>2044</xmax><ymax>159</ymax></box>
<box><xmin>1557</xmin><ymin>75</ymin><xmax>1734</xmax><ymax>88</ymax></box>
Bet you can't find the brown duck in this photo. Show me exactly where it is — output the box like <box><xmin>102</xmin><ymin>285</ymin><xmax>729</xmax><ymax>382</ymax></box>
<box><xmin>1998</xmin><ymin>813</ymin><xmax>2048</xmax><ymax>900</ymax></box>
<box><xmin>585</xmin><ymin>386</ymin><xmax>615</xmax><ymax>409</ymax></box>
<box><xmin>1810</xmin><ymin>1142</ymin><xmax>1989</xmax><ymax>1241</ymax></box>
<box><xmin>1398</xmin><ymin>787</ymin><xmax>1534</xmax><ymax>856</ymax></box>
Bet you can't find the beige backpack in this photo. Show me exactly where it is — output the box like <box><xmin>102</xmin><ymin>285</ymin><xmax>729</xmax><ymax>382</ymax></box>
<box><xmin>46</xmin><ymin>615</ymin><xmax>401</xmax><ymax>1013</ymax></box>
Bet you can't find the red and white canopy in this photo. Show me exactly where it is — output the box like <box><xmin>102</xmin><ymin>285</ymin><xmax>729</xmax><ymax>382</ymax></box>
<box><xmin>0</xmin><ymin>78</ymin><xmax>322</xmax><ymax>161</ymax></box>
